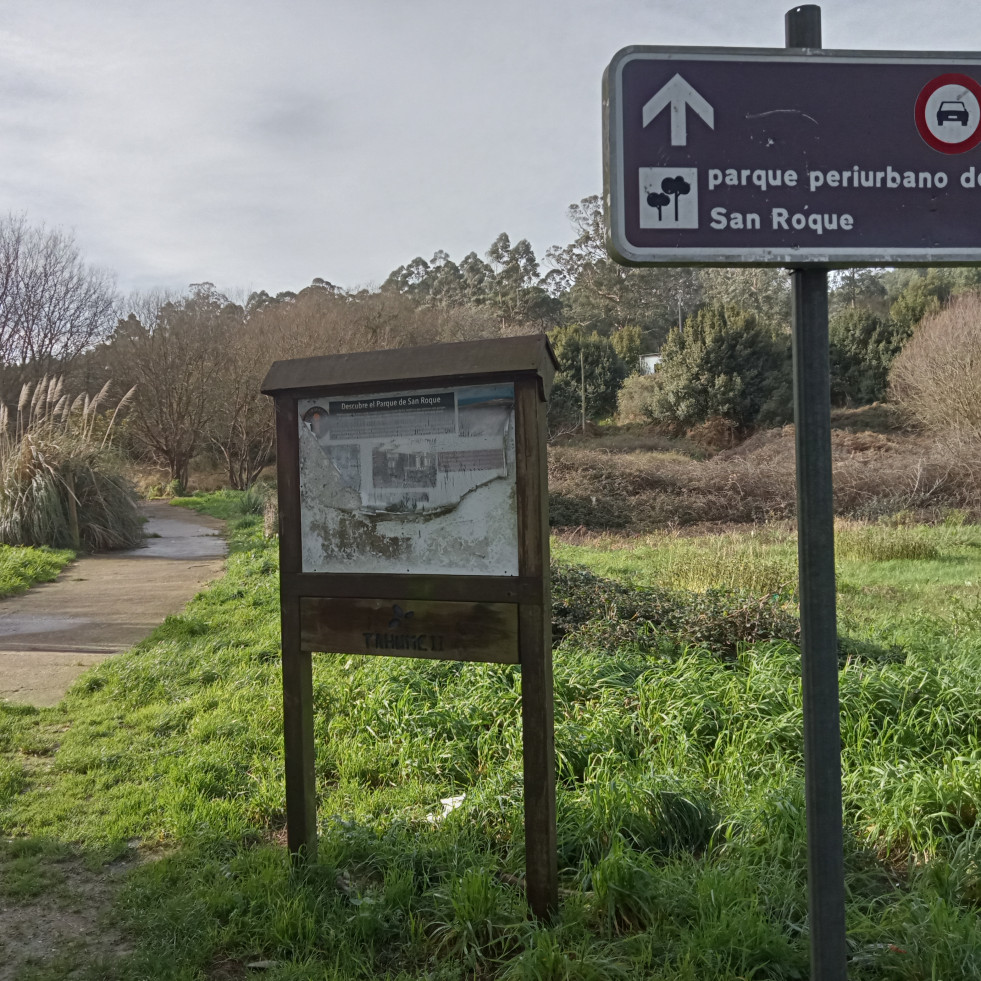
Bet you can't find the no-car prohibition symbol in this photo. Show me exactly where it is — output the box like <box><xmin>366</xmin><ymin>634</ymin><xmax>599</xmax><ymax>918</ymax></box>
<box><xmin>915</xmin><ymin>73</ymin><xmax>981</xmax><ymax>153</ymax></box>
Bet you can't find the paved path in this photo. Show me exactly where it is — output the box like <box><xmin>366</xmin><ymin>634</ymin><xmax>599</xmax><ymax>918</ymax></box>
<box><xmin>0</xmin><ymin>502</ymin><xmax>227</xmax><ymax>707</ymax></box>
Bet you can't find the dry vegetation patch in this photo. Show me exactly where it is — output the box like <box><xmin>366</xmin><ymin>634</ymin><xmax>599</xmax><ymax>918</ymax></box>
<box><xmin>549</xmin><ymin>416</ymin><xmax>981</xmax><ymax>532</ymax></box>
<box><xmin>829</xmin><ymin>402</ymin><xmax>912</xmax><ymax>434</ymax></box>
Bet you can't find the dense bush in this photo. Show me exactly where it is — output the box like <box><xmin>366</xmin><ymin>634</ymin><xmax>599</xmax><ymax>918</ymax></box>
<box><xmin>615</xmin><ymin>371</ymin><xmax>660</xmax><ymax>425</ymax></box>
<box><xmin>547</xmin><ymin>325</ymin><xmax>628</xmax><ymax>427</ymax></box>
<box><xmin>828</xmin><ymin>308</ymin><xmax>909</xmax><ymax>406</ymax></box>
<box><xmin>639</xmin><ymin>305</ymin><xmax>792</xmax><ymax>432</ymax></box>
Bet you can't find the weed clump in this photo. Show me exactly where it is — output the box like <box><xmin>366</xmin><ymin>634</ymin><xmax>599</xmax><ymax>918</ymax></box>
<box><xmin>550</xmin><ymin>562</ymin><xmax>799</xmax><ymax>658</ymax></box>
<box><xmin>0</xmin><ymin>543</ymin><xmax>74</xmax><ymax>597</ymax></box>
<box><xmin>0</xmin><ymin>378</ymin><xmax>141</xmax><ymax>550</ymax></box>
<box><xmin>835</xmin><ymin>524</ymin><xmax>941</xmax><ymax>562</ymax></box>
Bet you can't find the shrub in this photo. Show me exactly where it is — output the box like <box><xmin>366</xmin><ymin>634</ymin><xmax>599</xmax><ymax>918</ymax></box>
<box><xmin>643</xmin><ymin>305</ymin><xmax>793</xmax><ymax>432</ymax></box>
<box><xmin>548</xmin><ymin>326</ymin><xmax>628</xmax><ymax>428</ymax></box>
<box><xmin>615</xmin><ymin>372</ymin><xmax>660</xmax><ymax>425</ymax></box>
<box><xmin>0</xmin><ymin>378</ymin><xmax>142</xmax><ymax>550</ymax></box>
<box><xmin>829</xmin><ymin>308</ymin><xmax>909</xmax><ymax>406</ymax></box>
<box><xmin>890</xmin><ymin>290</ymin><xmax>981</xmax><ymax>443</ymax></box>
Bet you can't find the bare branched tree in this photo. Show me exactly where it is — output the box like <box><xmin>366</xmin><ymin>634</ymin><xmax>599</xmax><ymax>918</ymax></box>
<box><xmin>110</xmin><ymin>277</ymin><xmax>513</xmax><ymax>490</ymax></box>
<box><xmin>889</xmin><ymin>290</ymin><xmax>981</xmax><ymax>443</ymax></box>
<box><xmin>111</xmin><ymin>287</ymin><xmax>229</xmax><ymax>490</ymax></box>
<box><xmin>206</xmin><ymin>308</ymin><xmax>276</xmax><ymax>489</ymax></box>
<box><xmin>0</xmin><ymin>214</ymin><xmax>117</xmax><ymax>390</ymax></box>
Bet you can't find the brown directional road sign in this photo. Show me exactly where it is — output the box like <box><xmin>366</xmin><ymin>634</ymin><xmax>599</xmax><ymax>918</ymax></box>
<box><xmin>604</xmin><ymin>47</ymin><xmax>981</xmax><ymax>266</ymax></box>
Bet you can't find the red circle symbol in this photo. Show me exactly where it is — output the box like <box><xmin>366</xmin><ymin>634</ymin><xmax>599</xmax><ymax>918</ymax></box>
<box><xmin>915</xmin><ymin>73</ymin><xmax>981</xmax><ymax>154</ymax></box>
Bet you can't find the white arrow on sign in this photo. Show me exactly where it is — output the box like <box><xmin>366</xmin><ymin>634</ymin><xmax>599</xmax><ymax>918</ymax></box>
<box><xmin>642</xmin><ymin>73</ymin><xmax>715</xmax><ymax>146</ymax></box>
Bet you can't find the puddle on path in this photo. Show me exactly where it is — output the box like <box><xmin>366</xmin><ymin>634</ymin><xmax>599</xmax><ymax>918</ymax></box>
<box><xmin>0</xmin><ymin>613</ymin><xmax>88</xmax><ymax>636</ymax></box>
<box><xmin>121</xmin><ymin>513</ymin><xmax>227</xmax><ymax>559</ymax></box>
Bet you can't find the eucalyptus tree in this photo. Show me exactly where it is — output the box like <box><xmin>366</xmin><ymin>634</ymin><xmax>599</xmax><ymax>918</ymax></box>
<box><xmin>698</xmin><ymin>267</ymin><xmax>791</xmax><ymax>334</ymax></box>
<box><xmin>546</xmin><ymin>196</ymin><xmax>700</xmax><ymax>346</ymax></box>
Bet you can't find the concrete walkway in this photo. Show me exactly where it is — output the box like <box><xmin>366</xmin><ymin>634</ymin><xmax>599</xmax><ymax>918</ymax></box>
<box><xmin>0</xmin><ymin>502</ymin><xmax>227</xmax><ymax>707</ymax></box>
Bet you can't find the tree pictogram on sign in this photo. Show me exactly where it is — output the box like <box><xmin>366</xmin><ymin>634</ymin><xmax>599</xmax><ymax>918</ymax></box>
<box><xmin>639</xmin><ymin>168</ymin><xmax>698</xmax><ymax>229</ymax></box>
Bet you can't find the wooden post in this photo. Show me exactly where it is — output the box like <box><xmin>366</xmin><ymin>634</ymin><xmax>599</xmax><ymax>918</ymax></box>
<box><xmin>281</xmin><ymin>614</ymin><xmax>317</xmax><ymax>860</ymax></box>
<box><xmin>275</xmin><ymin>397</ymin><xmax>317</xmax><ymax>860</ymax></box>
<box><xmin>515</xmin><ymin>376</ymin><xmax>558</xmax><ymax>920</ymax></box>
<box><xmin>66</xmin><ymin>471</ymin><xmax>80</xmax><ymax>551</ymax></box>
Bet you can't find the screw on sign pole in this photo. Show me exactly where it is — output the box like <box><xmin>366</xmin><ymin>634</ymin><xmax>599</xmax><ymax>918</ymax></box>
<box><xmin>785</xmin><ymin>7</ymin><xmax>848</xmax><ymax>981</ymax></box>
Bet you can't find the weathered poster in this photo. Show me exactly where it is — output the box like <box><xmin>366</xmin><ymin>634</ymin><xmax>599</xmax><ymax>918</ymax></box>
<box><xmin>298</xmin><ymin>384</ymin><xmax>518</xmax><ymax>575</ymax></box>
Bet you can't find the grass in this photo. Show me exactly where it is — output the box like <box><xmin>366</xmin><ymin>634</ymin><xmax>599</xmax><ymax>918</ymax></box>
<box><xmin>0</xmin><ymin>544</ymin><xmax>74</xmax><ymax>598</ymax></box>
<box><xmin>170</xmin><ymin>485</ymin><xmax>268</xmax><ymax>522</ymax></box>
<box><xmin>553</xmin><ymin>528</ymin><xmax>800</xmax><ymax>596</ymax></box>
<box><xmin>2</xmin><ymin>493</ymin><xmax>981</xmax><ymax>977</ymax></box>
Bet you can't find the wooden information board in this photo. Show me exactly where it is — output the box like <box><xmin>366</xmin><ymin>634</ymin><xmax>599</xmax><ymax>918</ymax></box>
<box><xmin>261</xmin><ymin>334</ymin><xmax>559</xmax><ymax>919</ymax></box>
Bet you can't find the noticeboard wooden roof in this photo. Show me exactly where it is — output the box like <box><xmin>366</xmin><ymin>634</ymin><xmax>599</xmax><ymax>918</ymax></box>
<box><xmin>261</xmin><ymin>334</ymin><xmax>559</xmax><ymax>398</ymax></box>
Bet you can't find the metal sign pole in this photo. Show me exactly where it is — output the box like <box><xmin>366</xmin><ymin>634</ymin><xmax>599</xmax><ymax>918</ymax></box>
<box><xmin>785</xmin><ymin>7</ymin><xmax>848</xmax><ymax>980</ymax></box>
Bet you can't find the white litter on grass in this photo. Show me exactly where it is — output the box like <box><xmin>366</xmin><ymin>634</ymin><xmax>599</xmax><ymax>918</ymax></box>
<box><xmin>426</xmin><ymin>794</ymin><xmax>466</xmax><ymax>823</ymax></box>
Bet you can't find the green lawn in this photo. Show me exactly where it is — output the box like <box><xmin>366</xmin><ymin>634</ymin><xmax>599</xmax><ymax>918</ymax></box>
<box><xmin>2</xmin><ymin>499</ymin><xmax>981</xmax><ymax>978</ymax></box>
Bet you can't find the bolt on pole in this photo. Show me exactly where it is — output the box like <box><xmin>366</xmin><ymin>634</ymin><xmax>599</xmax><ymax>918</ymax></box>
<box><xmin>785</xmin><ymin>7</ymin><xmax>848</xmax><ymax>981</ymax></box>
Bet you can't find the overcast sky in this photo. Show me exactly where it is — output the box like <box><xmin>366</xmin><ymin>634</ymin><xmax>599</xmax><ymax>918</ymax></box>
<box><xmin>3</xmin><ymin>0</ymin><xmax>981</xmax><ymax>297</ymax></box>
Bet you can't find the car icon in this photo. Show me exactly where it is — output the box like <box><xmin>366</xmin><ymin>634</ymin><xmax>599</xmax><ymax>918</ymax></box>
<box><xmin>937</xmin><ymin>100</ymin><xmax>970</xmax><ymax>126</ymax></box>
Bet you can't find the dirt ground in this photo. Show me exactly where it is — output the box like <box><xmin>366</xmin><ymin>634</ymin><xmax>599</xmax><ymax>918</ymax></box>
<box><xmin>0</xmin><ymin>846</ymin><xmax>140</xmax><ymax>981</ymax></box>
